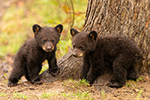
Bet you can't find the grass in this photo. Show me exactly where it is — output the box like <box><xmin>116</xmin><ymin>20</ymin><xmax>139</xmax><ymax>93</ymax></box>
<box><xmin>56</xmin><ymin>39</ymin><xmax>72</xmax><ymax>58</ymax></box>
<box><xmin>0</xmin><ymin>0</ymin><xmax>87</xmax><ymax>59</ymax></box>
<box><xmin>136</xmin><ymin>89</ymin><xmax>143</xmax><ymax>100</ymax></box>
<box><xmin>0</xmin><ymin>0</ymin><xmax>87</xmax><ymax>76</ymax></box>
<box><xmin>39</xmin><ymin>79</ymin><xmax>94</xmax><ymax>100</ymax></box>
<box><xmin>13</xmin><ymin>92</ymin><xmax>28</xmax><ymax>99</ymax></box>
<box><xmin>0</xmin><ymin>92</ymin><xmax>6</xmax><ymax>97</ymax></box>
<box><xmin>60</xmin><ymin>91</ymin><xmax>93</xmax><ymax>100</ymax></box>
<box><xmin>79</xmin><ymin>79</ymin><xmax>90</xmax><ymax>86</ymax></box>
<box><xmin>101</xmin><ymin>89</ymin><xmax>106</xmax><ymax>100</ymax></box>
<box><xmin>136</xmin><ymin>76</ymin><xmax>144</xmax><ymax>81</ymax></box>
<box><xmin>63</xmin><ymin>78</ymin><xmax>89</xmax><ymax>88</ymax></box>
<box><xmin>125</xmin><ymin>76</ymin><xmax>144</xmax><ymax>88</ymax></box>
<box><xmin>60</xmin><ymin>79</ymin><xmax>94</xmax><ymax>99</ymax></box>
<box><xmin>40</xmin><ymin>62</ymin><xmax>49</xmax><ymax>74</ymax></box>
<box><xmin>125</xmin><ymin>80</ymin><xmax>137</xmax><ymax>88</ymax></box>
<box><xmin>40</xmin><ymin>91</ymin><xmax>93</xmax><ymax>100</ymax></box>
<box><xmin>41</xmin><ymin>92</ymin><xmax>57</xmax><ymax>99</ymax></box>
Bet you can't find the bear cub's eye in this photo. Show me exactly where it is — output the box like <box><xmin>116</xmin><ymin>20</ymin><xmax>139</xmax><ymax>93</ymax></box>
<box><xmin>73</xmin><ymin>45</ymin><xmax>76</xmax><ymax>48</ymax></box>
<box><xmin>79</xmin><ymin>46</ymin><xmax>84</xmax><ymax>50</ymax></box>
<box><xmin>51</xmin><ymin>40</ymin><xmax>55</xmax><ymax>43</ymax></box>
<box><xmin>42</xmin><ymin>39</ymin><xmax>47</xmax><ymax>43</ymax></box>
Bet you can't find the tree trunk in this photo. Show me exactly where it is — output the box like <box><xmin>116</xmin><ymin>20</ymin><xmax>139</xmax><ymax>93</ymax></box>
<box><xmin>83</xmin><ymin>0</ymin><xmax>150</xmax><ymax>72</ymax></box>
<box><xmin>40</xmin><ymin>0</ymin><xmax>150</xmax><ymax>85</ymax></box>
<box><xmin>40</xmin><ymin>50</ymin><xmax>83</xmax><ymax>81</ymax></box>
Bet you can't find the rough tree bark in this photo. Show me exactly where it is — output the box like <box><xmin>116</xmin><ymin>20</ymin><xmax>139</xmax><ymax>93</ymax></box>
<box><xmin>83</xmin><ymin>0</ymin><xmax>150</xmax><ymax>72</ymax></box>
<box><xmin>40</xmin><ymin>0</ymin><xmax>150</xmax><ymax>86</ymax></box>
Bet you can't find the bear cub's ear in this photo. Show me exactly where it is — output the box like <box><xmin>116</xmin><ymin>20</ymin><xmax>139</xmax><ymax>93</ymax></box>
<box><xmin>70</xmin><ymin>28</ymin><xmax>79</xmax><ymax>37</ymax></box>
<box><xmin>55</xmin><ymin>24</ymin><xmax>63</xmax><ymax>33</ymax></box>
<box><xmin>89</xmin><ymin>31</ymin><xmax>97</xmax><ymax>41</ymax></box>
<box><xmin>33</xmin><ymin>24</ymin><xmax>41</xmax><ymax>34</ymax></box>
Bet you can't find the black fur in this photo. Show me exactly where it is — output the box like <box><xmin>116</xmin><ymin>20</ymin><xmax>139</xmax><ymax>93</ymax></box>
<box><xmin>71</xmin><ymin>28</ymin><xmax>141</xmax><ymax>88</ymax></box>
<box><xmin>8</xmin><ymin>24</ymin><xmax>63</xmax><ymax>87</ymax></box>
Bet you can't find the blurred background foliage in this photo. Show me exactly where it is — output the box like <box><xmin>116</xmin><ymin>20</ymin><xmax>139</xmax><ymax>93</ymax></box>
<box><xmin>0</xmin><ymin>0</ymin><xmax>87</xmax><ymax>59</ymax></box>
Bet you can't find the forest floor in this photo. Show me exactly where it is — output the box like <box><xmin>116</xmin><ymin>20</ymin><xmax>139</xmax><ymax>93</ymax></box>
<box><xmin>0</xmin><ymin>55</ymin><xmax>150</xmax><ymax>100</ymax></box>
<box><xmin>0</xmin><ymin>0</ymin><xmax>150</xmax><ymax>100</ymax></box>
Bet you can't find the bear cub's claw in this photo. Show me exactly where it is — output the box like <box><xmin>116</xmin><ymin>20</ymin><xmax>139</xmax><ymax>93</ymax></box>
<box><xmin>49</xmin><ymin>67</ymin><xmax>60</xmax><ymax>77</ymax></box>
<box><xmin>107</xmin><ymin>80</ymin><xmax>123</xmax><ymax>88</ymax></box>
<box><xmin>32</xmin><ymin>81</ymin><xmax>43</xmax><ymax>85</ymax></box>
<box><xmin>8</xmin><ymin>81</ymin><xmax>17</xmax><ymax>87</ymax></box>
<box><xmin>31</xmin><ymin>77</ymin><xmax>43</xmax><ymax>84</ymax></box>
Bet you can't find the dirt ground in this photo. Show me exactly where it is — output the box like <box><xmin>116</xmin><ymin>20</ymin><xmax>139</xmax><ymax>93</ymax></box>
<box><xmin>0</xmin><ymin>55</ymin><xmax>150</xmax><ymax>100</ymax></box>
<box><xmin>0</xmin><ymin>0</ymin><xmax>150</xmax><ymax>100</ymax></box>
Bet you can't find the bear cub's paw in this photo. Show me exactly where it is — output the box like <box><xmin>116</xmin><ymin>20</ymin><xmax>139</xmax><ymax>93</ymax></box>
<box><xmin>7</xmin><ymin>81</ymin><xmax>17</xmax><ymax>87</ymax></box>
<box><xmin>31</xmin><ymin>78</ymin><xmax>43</xmax><ymax>85</ymax></box>
<box><xmin>107</xmin><ymin>79</ymin><xmax>123</xmax><ymax>88</ymax></box>
<box><xmin>49</xmin><ymin>67</ymin><xmax>60</xmax><ymax>77</ymax></box>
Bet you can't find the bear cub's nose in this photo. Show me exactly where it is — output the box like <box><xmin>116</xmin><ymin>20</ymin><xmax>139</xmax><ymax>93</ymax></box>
<box><xmin>46</xmin><ymin>46</ymin><xmax>52</xmax><ymax>51</ymax></box>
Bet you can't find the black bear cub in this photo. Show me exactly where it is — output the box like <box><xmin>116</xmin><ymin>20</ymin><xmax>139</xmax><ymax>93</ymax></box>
<box><xmin>8</xmin><ymin>24</ymin><xmax>63</xmax><ymax>87</ymax></box>
<box><xmin>70</xmin><ymin>28</ymin><xmax>141</xmax><ymax>88</ymax></box>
